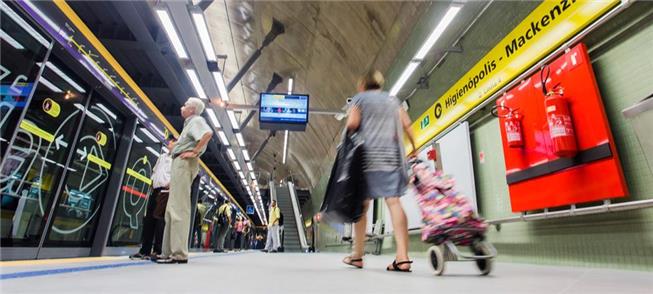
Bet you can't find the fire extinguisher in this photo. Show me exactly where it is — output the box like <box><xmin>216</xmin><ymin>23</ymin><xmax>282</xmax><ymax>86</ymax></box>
<box><xmin>541</xmin><ymin>67</ymin><xmax>577</xmax><ymax>158</ymax></box>
<box><xmin>505</xmin><ymin>109</ymin><xmax>524</xmax><ymax>148</ymax></box>
<box><xmin>493</xmin><ymin>102</ymin><xmax>523</xmax><ymax>148</ymax></box>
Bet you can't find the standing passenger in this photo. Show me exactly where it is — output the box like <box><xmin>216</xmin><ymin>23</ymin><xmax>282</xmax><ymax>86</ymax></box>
<box><xmin>157</xmin><ymin>97</ymin><xmax>213</xmax><ymax>264</ymax></box>
<box><xmin>263</xmin><ymin>200</ymin><xmax>281</xmax><ymax>253</ymax></box>
<box><xmin>130</xmin><ymin>137</ymin><xmax>175</xmax><ymax>260</ymax></box>
<box><xmin>341</xmin><ymin>70</ymin><xmax>417</xmax><ymax>272</ymax></box>
<box><xmin>212</xmin><ymin>200</ymin><xmax>232</xmax><ymax>253</ymax></box>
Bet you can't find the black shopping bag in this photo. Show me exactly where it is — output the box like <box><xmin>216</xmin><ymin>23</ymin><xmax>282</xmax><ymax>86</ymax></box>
<box><xmin>320</xmin><ymin>132</ymin><xmax>366</xmax><ymax>223</ymax></box>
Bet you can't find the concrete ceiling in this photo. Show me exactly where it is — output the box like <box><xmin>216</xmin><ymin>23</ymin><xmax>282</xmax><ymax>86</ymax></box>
<box><xmin>204</xmin><ymin>1</ymin><xmax>431</xmax><ymax>189</ymax></box>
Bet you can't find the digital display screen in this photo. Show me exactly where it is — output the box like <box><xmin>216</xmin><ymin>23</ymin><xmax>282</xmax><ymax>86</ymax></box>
<box><xmin>259</xmin><ymin>93</ymin><xmax>309</xmax><ymax>124</ymax></box>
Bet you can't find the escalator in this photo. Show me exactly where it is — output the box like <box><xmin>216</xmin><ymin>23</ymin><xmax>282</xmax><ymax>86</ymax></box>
<box><xmin>275</xmin><ymin>183</ymin><xmax>307</xmax><ymax>252</ymax></box>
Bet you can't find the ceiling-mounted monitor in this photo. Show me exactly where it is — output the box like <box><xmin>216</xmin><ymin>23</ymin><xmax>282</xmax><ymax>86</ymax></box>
<box><xmin>259</xmin><ymin>93</ymin><xmax>309</xmax><ymax>131</ymax></box>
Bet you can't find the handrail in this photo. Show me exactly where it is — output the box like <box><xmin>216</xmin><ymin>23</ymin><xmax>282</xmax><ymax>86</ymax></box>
<box><xmin>288</xmin><ymin>182</ymin><xmax>309</xmax><ymax>250</ymax></box>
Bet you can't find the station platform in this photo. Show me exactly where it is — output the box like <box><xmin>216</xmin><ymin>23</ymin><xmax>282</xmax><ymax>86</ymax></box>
<box><xmin>1</xmin><ymin>252</ymin><xmax>651</xmax><ymax>293</ymax></box>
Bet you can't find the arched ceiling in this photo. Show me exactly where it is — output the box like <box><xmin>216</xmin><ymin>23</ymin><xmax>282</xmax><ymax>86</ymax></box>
<box><xmin>204</xmin><ymin>1</ymin><xmax>430</xmax><ymax>189</ymax></box>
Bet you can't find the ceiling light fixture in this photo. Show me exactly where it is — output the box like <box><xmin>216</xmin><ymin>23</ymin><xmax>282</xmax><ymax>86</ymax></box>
<box><xmin>217</xmin><ymin>131</ymin><xmax>230</xmax><ymax>146</ymax></box>
<box><xmin>190</xmin><ymin>11</ymin><xmax>216</xmax><ymax>62</ymax></box>
<box><xmin>287</xmin><ymin>78</ymin><xmax>294</xmax><ymax>95</ymax></box>
<box><xmin>185</xmin><ymin>69</ymin><xmax>207</xmax><ymax>98</ymax></box>
<box><xmin>155</xmin><ymin>8</ymin><xmax>188</xmax><ymax>59</ymax></box>
<box><xmin>389</xmin><ymin>5</ymin><xmax>462</xmax><ymax>97</ymax></box>
<box><xmin>242</xmin><ymin>149</ymin><xmax>250</xmax><ymax>161</ymax></box>
<box><xmin>247</xmin><ymin>162</ymin><xmax>253</xmax><ymax>170</ymax></box>
<box><xmin>213</xmin><ymin>72</ymin><xmax>230</xmax><ymax>101</ymax></box>
<box><xmin>226</xmin><ymin>148</ymin><xmax>236</xmax><ymax>161</ymax></box>
<box><xmin>233</xmin><ymin>161</ymin><xmax>241</xmax><ymax>171</ymax></box>
<box><xmin>227</xmin><ymin>110</ymin><xmax>239</xmax><ymax>129</ymax></box>
<box><xmin>282</xmin><ymin>130</ymin><xmax>289</xmax><ymax>164</ymax></box>
<box><xmin>235</xmin><ymin>133</ymin><xmax>245</xmax><ymax>147</ymax></box>
<box><xmin>0</xmin><ymin>1</ymin><xmax>48</xmax><ymax>47</ymax></box>
<box><xmin>206</xmin><ymin>108</ymin><xmax>221</xmax><ymax>128</ymax></box>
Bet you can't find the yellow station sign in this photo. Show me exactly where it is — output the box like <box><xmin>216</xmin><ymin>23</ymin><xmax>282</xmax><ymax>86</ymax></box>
<box><xmin>409</xmin><ymin>0</ymin><xmax>619</xmax><ymax>151</ymax></box>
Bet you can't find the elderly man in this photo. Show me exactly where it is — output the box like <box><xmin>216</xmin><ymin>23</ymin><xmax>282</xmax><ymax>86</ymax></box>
<box><xmin>157</xmin><ymin>97</ymin><xmax>213</xmax><ymax>264</ymax></box>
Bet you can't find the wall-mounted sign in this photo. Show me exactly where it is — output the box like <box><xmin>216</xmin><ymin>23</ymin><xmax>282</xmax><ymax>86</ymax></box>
<box><xmin>408</xmin><ymin>0</ymin><xmax>619</xmax><ymax>151</ymax></box>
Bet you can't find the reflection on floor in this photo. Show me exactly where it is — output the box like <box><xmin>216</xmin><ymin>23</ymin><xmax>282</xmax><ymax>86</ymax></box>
<box><xmin>1</xmin><ymin>251</ymin><xmax>652</xmax><ymax>293</ymax></box>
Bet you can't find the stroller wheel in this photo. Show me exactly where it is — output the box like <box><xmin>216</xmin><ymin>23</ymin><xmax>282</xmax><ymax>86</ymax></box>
<box><xmin>427</xmin><ymin>246</ymin><xmax>445</xmax><ymax>276</ymax></box>
<box><xmin>472</xmin><ymin>242</ymin><xmax>493</xmax><ymax>276</ymax></box>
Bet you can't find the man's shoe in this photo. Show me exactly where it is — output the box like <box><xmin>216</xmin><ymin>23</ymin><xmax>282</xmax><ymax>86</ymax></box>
<box><xmin>129</xmin><ymin>253</ymin><xmax>145</xmax><ymax>260</ymax></box>
<box><xmin>156</xmin><ymin>258</ymin><xmax>188</xmax><ymax>264</ymax></box>
<box><xmin>213</xmin><ymin>249</ymin><xmax>224</xmax><ymax>253</ymax></box>
<box><xmin>270</xmin><ymin>249</ymin><xmax>278</xmax><ymax>253</ymax></box>
<box><xmin>261</xmin><ymin>249</ymin><xmax>268</xmax><ymax>253</ymax></box>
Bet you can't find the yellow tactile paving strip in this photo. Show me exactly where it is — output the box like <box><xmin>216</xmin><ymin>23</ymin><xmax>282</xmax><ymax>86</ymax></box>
<box><xmin>0</xmin><ymin>256</ymin><xmax>124</xmax><ymax>267</ymax></box>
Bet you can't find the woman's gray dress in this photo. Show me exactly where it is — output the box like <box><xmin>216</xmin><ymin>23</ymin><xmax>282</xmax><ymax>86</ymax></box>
<box><xmin>351</xmin><ymin>90</ymin><xmax>408</xmax><ymax>198</ymax></box>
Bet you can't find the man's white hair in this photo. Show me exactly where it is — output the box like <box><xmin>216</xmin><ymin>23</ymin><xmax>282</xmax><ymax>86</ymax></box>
<box><xmin>186</xmin><ymin>97</ymin><xmax>205</xmax><ymax>115</ymax></box>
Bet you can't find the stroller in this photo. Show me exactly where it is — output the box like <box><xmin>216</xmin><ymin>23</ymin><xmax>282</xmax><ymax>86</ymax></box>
<box><xmin>411</xmin><ymin>160</ymin><xmax>497</xmax><ymax>276</ymax></box>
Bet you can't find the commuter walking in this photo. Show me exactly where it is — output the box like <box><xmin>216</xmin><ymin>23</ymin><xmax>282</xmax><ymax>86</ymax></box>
<box><xmin>263</xmin><ymin>200</ymin><xmax>281</xmax><ymax>253</ymax></box>
<box><xmin>341</xmin><ymin>70</ymin><xmax>417</xmax><ymax>272</ymax></box>
<box><xmin>157</xmin><ymin>97</ymin><xmax>213</xmax><ymax>264</ymax></box>
<box><xmin>130</xmin><ymin>137</ymin><xmax>175</xmax><ymax>260</ymax></box>
<box><xmin>212</xmin><ymin>200</ymin><xmax>232</xmax><ymax>253</ymax></box>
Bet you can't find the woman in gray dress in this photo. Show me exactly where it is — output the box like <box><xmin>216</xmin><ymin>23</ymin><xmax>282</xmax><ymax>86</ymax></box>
<box><xmin>342</xmin><ymin>70</ymin><xmax>417</xmax><ymax>272</ymax></box>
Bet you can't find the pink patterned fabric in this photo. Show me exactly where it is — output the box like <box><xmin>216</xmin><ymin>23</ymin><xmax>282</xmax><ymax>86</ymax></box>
<box><xmin>411</xmin><ymin>162</ymin><xmax>488</xmax><ymax>245</ymax></box>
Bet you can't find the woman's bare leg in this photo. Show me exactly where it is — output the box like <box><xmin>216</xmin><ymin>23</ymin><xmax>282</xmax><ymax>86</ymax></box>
<box><xmin>385</xmin><ymin>197</ymin><xmax>410</xmax><ymax>269</ymax></box>
<box><xmin>352</xmin><ymin>199</ymin><xmax>371</xmax><ymax>258</ymax></box>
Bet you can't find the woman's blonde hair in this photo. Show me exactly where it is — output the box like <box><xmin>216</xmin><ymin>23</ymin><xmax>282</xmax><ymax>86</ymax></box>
<box><xmin>360</xmin><ymin>70</ymin><xmax>385</xmax><ymax>90</ymax></box>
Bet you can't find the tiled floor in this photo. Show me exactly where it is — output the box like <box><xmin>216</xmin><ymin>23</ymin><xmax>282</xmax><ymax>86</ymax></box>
<box><xmin>1</xmin><ymin>251</ymin><xmax>651</xmax><ymax>293</ymax></box>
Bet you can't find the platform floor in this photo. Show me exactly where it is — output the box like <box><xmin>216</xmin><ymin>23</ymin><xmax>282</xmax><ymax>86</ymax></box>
<box><xmin>1</xmin><ymin>251</ymin><xmax>651</xmax><ymax>293</ymax></box>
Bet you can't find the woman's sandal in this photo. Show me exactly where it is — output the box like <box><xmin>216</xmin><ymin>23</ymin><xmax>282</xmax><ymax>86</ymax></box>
<box><xmin>343</xmin><ymin>256</ymin><xmax>364</xmax><ymax>269</ymax></box>
<box><xmin>386</xmin><ymin>260</ymin><xmax>413</xmax><ymax>272</ymax></box>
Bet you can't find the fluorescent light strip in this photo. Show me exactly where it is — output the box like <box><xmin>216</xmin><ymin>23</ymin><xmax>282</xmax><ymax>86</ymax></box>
<box><xmin>213</xmin><ymin>72</ymin><xmax>229</xmax><ymax>101</ymax></box>
<box><xmin>226</xmin><ymin>148</ymin><xmax>236</xmax><ymax>160</ymax></box>
<box><xmin>414</xmin><ymin>6</ymin><xmax>462</xmax><ymax>59</ymax></box>
<box><xmin>206</xmin><ymin>108</ymin><xmax>221</xmax><ymax>128</ymax></box>
<box><xmin>39</xmin><ymin>77</ymin><xmax>62</xmax><ymax>93</ymax></box>
<box><xmin>96</xmin><ymin>103</ymin><xmax>117</xmax><ymax>120</ymax></box>
<box><xmin>242</xmin><ymin>149</ymin><xmax>250</xmax><ymax>161</ymax></box>
<box><xmin>282</xmin><ymin>130</ymin><xmax>289</xmax><ymax>164</ymax></box>
<box><xmin>389</xmin><ymin>5</ymin><xmax>461</xmax><ymax>97</ymax></box>
<box><xmin>191</xmin><ymin>11</ymin><xmax>216</xmax><ymax>62</ymax></box>
<box><xmin>43</xmin><ymin>62</ymin><xmax>86</xmax><ymax>93</ymax></box>
<box><xmin>238</xmin><ymin>171</ymin><xmax>245</xmax><ymax>179</ymax></box>
<box><xmin>155</xmin><ymin>9</ymin><xmax>188</xmax><ymax>59</ymax></box>
<box><xmin>247</xmin><ymin>162</ymin><xmax>253</xmax><ymax>170</ymax></box>
<box><xmin>233</xmin><ymin>161</ymin><xmax>241</xmax><ymax>171</ymax></box>
<box><xmin>241</xmin><ymin>179</ymin><xmax>247</xmax><ymax>186</ymax></box>
<box><xmin>287</xmin><ymin>78</ymin><xmax>294</xmax><ymax>95</ymax></box>
<box><xmin>389</xmin><ymin>61</ymin><xmax>420</xmax><ymax>97</ymax></box>
<box><xmin>146</xmin><ymin>146</ymin><xmax>161</xmax><ymax>157</ymax></box>
<box><xmin>218</xmin><ymin>131</ymin><xmax>230</xmax><ymax>146</ymax></box>
<box><xmin>185</xmin><ymin>69</ymin><xmax>207</xmax><ymax>98</ymax></box>
<box><xmin>162</xmin><ymin>146</ymin><xmax>169</xmax><ymax>154</ymax></box>
<box><xmin>133</xmin><ymin>135</ymin><xmax>143</xmax><ymax>143</ymax></box>
<box><xmin>250</xmin><ymin>172</ymin><xmax>256</xmax><ymax>179</ymax></box>
<box><xmin>140</xmin><ymin>128</ymin><xmax>160</xmax><ymax>143</ymax></box>
<box><xmin>1</xmin><ymin>29</ymin><xmax>24</xmax><ymax>49</ymax></box>
<box><xmin>235</xmin><ymin>133</ymin><xmax>245</xmax><ymax>147</ymax></box>
<box><xmin>227</xmin><ymin>110</ymin><xmax>239</xmax><ymax>129</ymax></box>
<box><xmin>0</xmin><ymin>2</ymin><xmax>49</xmax><ymax>47</ymax></box>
